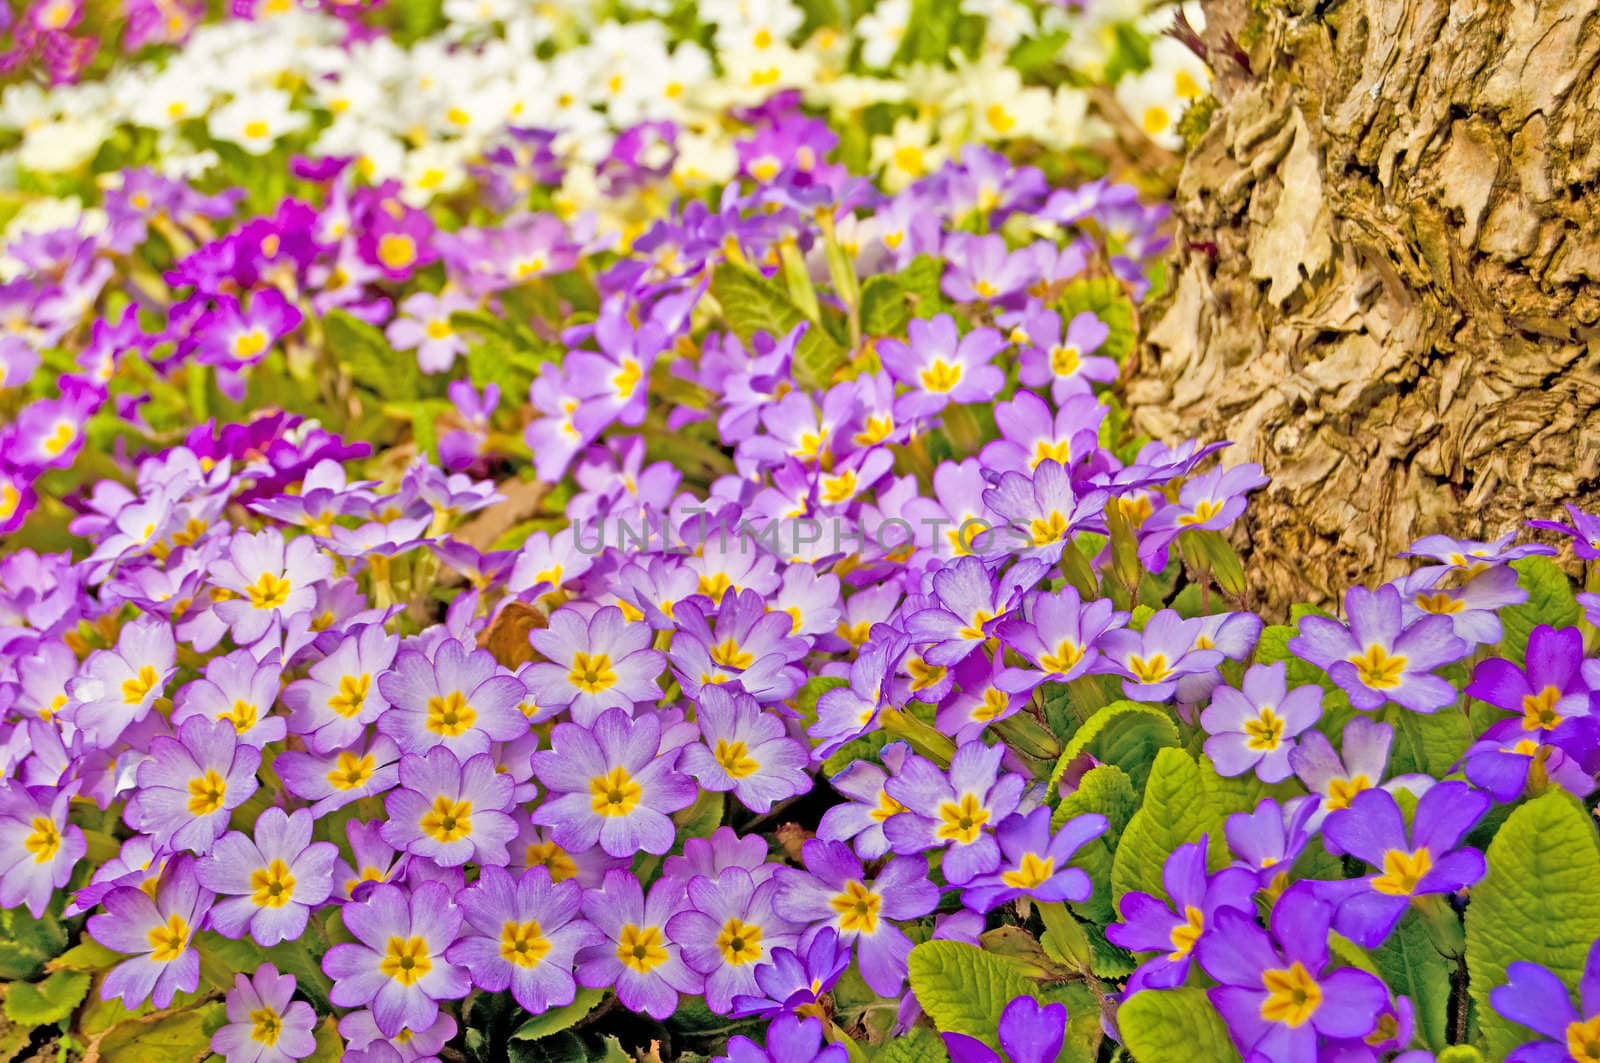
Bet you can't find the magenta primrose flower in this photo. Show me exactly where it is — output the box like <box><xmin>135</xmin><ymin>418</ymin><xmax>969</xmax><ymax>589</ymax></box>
<box><xmin>382</xmin><ymin>747</ymin><xmax>516</xmax><ymax>868</ymax></box>
<box><xmin>210</xmin><ymin>963</ymin><xmax>318</xmax><ymax>1063</ymax></box>
<box><xmin>525</xmin><ymin>605</ymin><xmax>665</xmax><ymax>725</ymax></box>
<box><xmin>773</xmin><ymin>838</ymin><xmax>938</xmax><ymax>995</ymax></box>
<box><xmin>715</xmin><ymin>1013</ymin><xmax>848</xmax><ymax>1063</ymax></box>
<box><xmin>1197</xmin><ymin>884</ymin><xmax>1389</xmax><ymax>1062</ymax></box>
<box><xmin>446</xmin><ymin>865</ymin><xmax>603</xmax><ymax>1015</ymax></box>
<box><xmin>197</xmin><ymin>807</ymin><xmax>338</xmax><ymax>947</ymax></box>
<box><xmin>530</xmin><ymin>707</ymin><xmax>696</xmax><ymax>857</ymax></box>
<box><xmin>577</xmin><ymin>869</ymin><xmax>704</xmax><ymax>1020</ymax></box>
<box><xmin>1290</xmin><ymin>583</ymin><xmax>1468</xmax><ymax>713</ymax></box>
<box><xmin>89</xmin><ymin>855</ymin><xmax>213</xmax><ymax>1009</ymax></box>
<box><xmin>1490</xmin><ymin>938</ymin><xmax>1600</xmax><ymax>1063</ymax></box>
<box><xmin>125</xmin><ymin>715</ymin><xmax>261</xmax><ymax>855</ymax></box>
<box><xmin>678</xmin><ymin>685</ymin><xmax>811</xmax><ymax>814</ymax></box>
<box><xmin>324</xmin><ymin>880</ymin><xmax>470</xmax><ymax>1039</ymax></box>
<box><xmin>944</xmin><ymin>994</ymin><xmax>1068</xmax><ymax>1063</ymax></box>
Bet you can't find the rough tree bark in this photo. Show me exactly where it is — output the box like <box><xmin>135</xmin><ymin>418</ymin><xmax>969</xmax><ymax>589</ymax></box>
<box><xmin>1127</xmin><ymin>0</ymin><xmax>1600</xmax><ymax>615</ymax></box>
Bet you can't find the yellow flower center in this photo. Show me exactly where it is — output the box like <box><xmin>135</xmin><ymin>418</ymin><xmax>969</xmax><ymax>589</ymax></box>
<box><xmin>919</xmin><ymin>360</ymin><xmax>963</xmax><ymax>394</ymax></box>
<box><xmin>613</xmin><ymin>359</ymin><xmax>643</xmax><ymax>399</ymax></box>
<box><xmin>147</xmin><ymin>913</ymin><xmax>189</xmax><ymax>963</ymax></box>
<box><xmin>569</xmin><ymin>652</ymin><xmax>617</xmax><ymax>695</ymax></box>
<box><xmin>1039</xmin><ymin>639</ymin><xmax>1086</xmax><ymax>675</ymax></box>
<box><xmin>379</xmin><ymin>936</ymin><xmax>432</xmax><ymax>986</ymax></box>
<box><xmin>698</xmin><ymin>573</ymin><xmax>733</xmax><ymax>603</ymax></box>
<box><xmin>713</xmin><ymin>739</ymin><xmax>760</xmax><ymax>779</ymax></box>
<box><xmin>1178</xmin><ymin>499</ymin><xmax>1223</xmax><ymax>526</ymax></box>
<box><xmin>243</xmin><ymin>119</ymin><xmax>271</xmax><ymax>139</ymax></box>
<box><xmin>328</xmin><ymin>752</ymin><xmax>375</xmax><ymax>790</ymax></box>
<box><xmin>425</xmin><ymin>690</ymin><xmax>477</xmax><ymax>736</ymax></box>
<box><xmin>250</xmin><ymin>1006</ymin><xmax>282</xmax><ymax>1046</ymax></box>
<box><xmin>187</xmin><ymin>769</ymin><xmax>228</xmax><ymax>816</ymax></box>
<box><xmin>1349</xmin><ymin>645</ymin><xmax>1406</xmax><ymax>690</ymax></box>
<box><xmin>1566</xmin><ymin>1015</ymin><xmax>1600</xmax><ymax>1061</ymax></box>
<box><xmin>232</xmin><ymin>329</ymin><xmax>268</xmax><ymax>360</ymax></box>
<box><xmin>716</xmin><ymin>917</ymin><xmax>763</xmax><ymax>966</ymax></box>
<box><xmin>250</xmin><ymin>858</ymin><xmax>297</xmax><ymax>908</ymax></box>
<box><xmin>1260</xmin><ymin>962</ymin><xmax>1322</xmax><ymax>1027</ymax></box>
<box><xmin>936</xmin><ymin>793</ymin><xmax>990</xmax><ymax>845</ymax></box>
<box><xmin>1325</xmin><ymin>774</ymin><xmax>1371</xmax><ymax>811</ymax></box>
<box><xmin>377</xmin><ymin>233</ymin><xmax>418</xmax><ymax>271</ymax></box>
<box><xmin>524</xmin><ymin>840</ymin><xmax>578</xmax><ymax>882</ymax></box>
<box><xmin>222</xmin><ymin>699</ymin><xmax>258</xmax><ymax>733</ymax></box>
<box><xmin>829</xmin><ymin>880</ymin><xmax>882</xmax><ymax>935</ymax></box>
<box><xmin>43</xmin><ymin>420</ymin><xmax>77</xmax><ymax>456</ymax></box>
<box><xmin>24</xmin><ymin>817</ymin><xmax>61</xmax><ymax>863</ymax></box>
<box><xmin>589</xmin><ymin>766</ymin><xmax>642</xmax><ymax>817</ymax></box>
<box><xmin>906</xmin><ymin>657</ymin><xmax>946</xmax><ymax>693</ymax></box>
<box><xmin>821</xmin><ymin>470</ymin><xmax>858</xmax><ymax>506</ymax></box>
<box><xmin>1168</xmin><ymin>905</ymin><xmax>1204</xmax><ymax>960</ymax></box>
<box><xmin>419</xmin><ymin>795</ymin><xmax>473</xmax><ymax>842</ymax></box>
<box><xmin>1050</xmin><ymin>345</ymin><xmax>1080</xmax><ymax>377</ymax></box>
<box><xmin>1371</xmin><ymin>847</ymin><xmax>1432</xmax><ymax>897</ymax></box>
<box><xmin>329</xmin><ymin>674</ymin><xmax>371</xmax><ymax>718</ymax></box>
<box><xmin>986</xmin><ymin>103</ymin><xmax>1016</xmax><ymax>134</ymax></box>
<box><xmin>973</xmin><ymin>687</ymin><xmax>1010</xmax><ymax>723</ymax></box>
<box><xmin>870</xmin><ymin>790</ymin><xmax>907</xmax><ymax>823</ymax></box>
<box><xmin>1127</xmin><ymin>654</ymin><xmax>1172</xmax><ymax>685</ymax></box>
<box><xmin>1000</xmin><ymin>852</ymin><xmax>1056</xmax><ymax>891</ymax></box>
<box><xmin>1522</xmin><ymin>686</ymin><xmax>1563</xmax><ymax>731</ymax></box>
<box><xmin>247</xmin><ymin>571</ymin><xmax>292</xmax><ymax>610</ymax></box>
<box><xmin>1030</xmin><ymin>511</ymin><xmax>1069</xmax><ymax>546</ymax></box>
<box><xmin>1032</xmin><ymin>439</ymin><xmax>1072</xmax><ymax>468</ymax></box>
<box><xmin>958</xmin><ymin>609</ymin><xmax>993</xmax><ymax>644</ymax></box>
<box><xmin>1414</xmin><ymin>591</ymin><xmax>1465</xmax><ymax>615</ymax></box>
<box><xmin>1244</xmin><ymin>707</ymin><xmax>1286</xmax><ymax>751</ymax></box>
<box><xmin>1141</xmin><ymin>105</ymin><xmax>1171</xmax><ymax>136</ymax></box>
<box><xmin>499</xmin><ymin>920</ymin><xmax>551</xmax><ymax>968</ymax></box>
<box><xmin>711</xmin><ymin>639</ymin><xmax>755</xmax><ymax>670</ymax></box>
<box><xmin>122</xmin><ymin>664</ymin><xmax>161</xmax><ymax>705</ymax></box>
<box><xmin>617</xmin><ymin>925</ymin><xmax>669</xmax><ymax>973</ymax></box>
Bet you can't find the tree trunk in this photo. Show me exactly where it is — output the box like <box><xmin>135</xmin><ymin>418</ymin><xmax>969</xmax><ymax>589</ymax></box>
<box><xmin>1127</xmin><ymin>0</ymin><xmax>1600</xmax><ymax>615</ymax></box>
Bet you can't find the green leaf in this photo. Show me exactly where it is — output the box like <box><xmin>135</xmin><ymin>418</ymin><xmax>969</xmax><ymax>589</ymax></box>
<box><xmin>305</xmin><ymin>1016</ymin><xmax>345</xmax><ymax>1062</ymax></box>
<box><xmin>47</xmin><ymin>939</ymin><xmax>124</xmax><ymax>973</ymax></box>
<box><xmin>1116</xmin><ymin>987</ymin><xmax>1241</xmax><ymax>1063</ymax></box>
<box><xmin>1053</xmin><ymin>278</ymin><xmax>1137</xmax><ymax>366</ymax></box>
<box><xmin>859</xmin><ymin>273</ymin><xmax>912</xmax><ymax>338</ymax></box>
<box><xmin>1051</xmin><ymin>764</ymin><xmax>1138</xmax><ymax>922</ymax></box>
<box><xmin>1382</xmin><ymin>703</ymin><xmax>1473</xmax><ymax>777</ymax></box>
<box><xmin>906</xmin><ymin>941</ymin><xmax>1034</xmax><ymax>1048</ymax></box>
<box><xmin>1035</xmin><ymin>981</ymin><xmax>1103</xmax><ymax>1062</ymax></box>
<box><xmin>508</xmin><ymin>1031</ymin><xmax>588</xmax><ymax>1063</ymax></box>
<box><xmin>96</xmin><ymin>1002</ymin><xmax>227</xmax><ymax>1062</ymax></box>
<box><xmin>1373</xmin><ymin>912</ymin><xmax>1452</xmax><ymax>1052</ymax></box>
<box><xmin>710</xmin><ymin>262</ymin><xmax>845</xmax><ymax>390</ymax></box>
<box><xmin>326</xmin><ymin>308</ymin><xmax>420</xmax><ymax>401</ymax></box>
<box><xmin>1497</xmin><ymin>556</ymin><xmax>1581</xmax><ymax>663</ymax></box>
<box><xmin>511</xmin><ymin>988</ymin><xmax>606</xmax><ymax>1041</ymax></box>
<box><xmin>870</xmin><ymin>1025</ymin><xmax>948</xmax><ymax>1062</ymax></box>
<box><xmin>1466</xmin><ymin>790</ymin><xmax>1600</xmax><ymax>1059</ymax></box>
<box><xmin>1111</xmin><ymin>749</ymin><xmax>1252</xmax><ymax>905</ymax></box>
<box><xmin>0</xmin><ymin>903</ymin><xmax>68</xmax><ymax>980</ymax></box>
<box><xmin>794</xmin><ymin>675</ymin><xmax>849</xmax><ymax>732</ymax></box>
<box><xmin>1050</xmin><ymin>701</ymin><xmax>1179</xmax><ymax>793</ymax></box>
<box><xmin>673</xmin><ymin>791</ymin><xmax>725</xmax><ymax>842</ymax></box>
<box><xmin>3</xmin><ymin>969</ymin><xmax>90</xmax><ymax>1026</ymax></box>
<box><xmin>1437</xmin><ymin>1048</ymin><xmax>1485</xmax><ymax>1063</ymax></box>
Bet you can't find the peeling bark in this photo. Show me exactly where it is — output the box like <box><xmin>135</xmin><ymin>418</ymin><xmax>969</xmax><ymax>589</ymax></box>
<box><xmin>1130</xmin><ymin>0</ymin><xmax>1600</xmax><ymax>614</ymax></box>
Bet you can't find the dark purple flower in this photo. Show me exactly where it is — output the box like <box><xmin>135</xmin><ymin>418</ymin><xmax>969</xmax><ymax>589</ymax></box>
<box><xmin>1107</xmin><ymin>837</ymin><xmax>1258</xmax><ymax>993</ymax></box>
<box><xmin>944</xmin><ymin>994</ymin><xmax>1067</xmax><ymax>1063</ymax></box>
<box><xmin>960</xmin><ymin>807</ymin><xmax>1108</xmax><ymax>914</ymax></box>
<box><xmin>1490</xmin><ymin>938</ymin><xmax>1600</xmax><ymax>1063</ymax></box>
<box><xmin>1290</xmin><ymin>584</ymin><xmax>1467</xmax><ymax>713</ymax></box>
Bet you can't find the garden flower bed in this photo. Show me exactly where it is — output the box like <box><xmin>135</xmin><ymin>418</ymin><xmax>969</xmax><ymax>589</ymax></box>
<box><xmin>0</xmin><ymin>2</ymin><xmax>1594</xmax><ymax>1062</ymax></box>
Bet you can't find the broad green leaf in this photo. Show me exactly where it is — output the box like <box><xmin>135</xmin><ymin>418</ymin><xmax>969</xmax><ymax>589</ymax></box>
<box><xmin>3</xmin><ymin>969</ymin><xmax>90</xmax><ymax>1026</ymax></box>
<box><xmin>1497</xmin><ymin>557</ymin><xmax>1581</xmax><ymax>663</ymax></box>
<box><xmin>906</xmin><ymin>941</ymin><xmax>1034</xmax><ymax>1048</ymax></box>
<box><xmin>47</xmin><ymin>939</ymin><xmax>123</xmax><ymax>973</ymax></box>
<box><xmin>196</xmin><ymin>931</ymin><xmax>266</xmax><ymax>992</ymax></box>
<box><xmin>1382</xmin><ymin>703</ymin><xmax>1473</xmax><ymax>778</ymax></box>
<box><xmin>511</xmin><ymin>988</ymin><xmax>606</xmax><ymax>1041</ymax></box>
<box><xmin>859</xmin><ymin>273</ymin><xmax>912</xmax><ymax>339</ymax></box>
<box><xmin>96</xmin><ymin>1002</ymin><xmax>226</xmax><ymax>1062</ymax></box>
<box><xmin>1466</xmin><ymin>790</ymin><xmax>1600</xmax><ymax>1059</ymax></box>
<box><xmin>710</xmin><ymin>262</ymin><xmax>845</xmax><ymax>389</ymax></box>
<box><xmin>1116</xmin><ymin>987</ymin><xmax>1241</xmax><ymax>1063</ymax></box>
<box><xmin>1373</xmin><ymin>912</ymin><xmax>1451</xmax><ymax>1052</ymax></box>
<box><xmin>1050</xmin><ymin>701</ymin><xmax>1179</xmax><ymax>793</ymax></box>
<box><xmin>672</xmin><ymin>791</ymin><xmax>725</xmax><ymax>841</ymax></box>
<box><xmin>1053</xmin><ymin>277</ymin><xmax>1137</xmax><ymax>365</ymax></box>
<box><xmin>823</xmin><ymin>729</ymin><xmax>895</xmax><ymax>777</ymax></box>
<box><xmin>325</xmin><ymin>309</ymin><xmax>419</xmax><ymax>401</ymax></box>
<box><xmin>794</xmin><ymin>675</ymin><xmax>849</xmax><ymax>732</ymax></box>
<box><xmin>1035</xmin><ymin>981</ymin><xmax>1103</xmax><ymax>1062</ymax></box>
<box><xmin>870</xmin><ymin>1025</ymin><xmax>947</xmax><ymax>1062</ymax></box>
<box><xmin>1052</xmin><ymin>763</ymin><xmax>1137</xmax><ymax>922</ymax></box>
<box><xmin>1437</xmin><ymin>1048</ymin><xmax>1485</xmax><ymax>1063</ymax></box>
<box><xmin>305</xmin><ymin>1016</ymin><xmax>345</xmax><ymax>1062</ymax></box>
<box><xmin>0</xmin><ymin>903</ymin><xmax>68</xmax><ymax>980</ymax></box>
<box><xmin>1111</xmin><ymin>749</ymin><xmax>1252</xmax><ymax>905</ymax></box>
